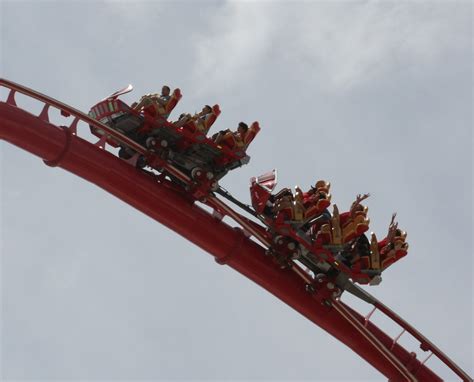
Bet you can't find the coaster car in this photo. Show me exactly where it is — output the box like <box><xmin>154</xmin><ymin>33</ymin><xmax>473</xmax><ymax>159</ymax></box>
<box><xmin>250</xmin><ymin>170</ymin><xmax>408</xmax><ymax>286</ymax></box>
<box><xmin>146</xmin><ymin>119</ymin><xmax>260</xmax><ymax>182</ymax></box>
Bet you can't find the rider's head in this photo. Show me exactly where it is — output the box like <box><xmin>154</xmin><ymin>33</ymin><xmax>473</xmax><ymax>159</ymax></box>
<box><xmin>238</xmin><ymin>122</ymin><xmax>248</xmax><ymax>135</ymax></box>
<box><xmin>202</xmin><ymin>105</ymin><xmax>212</xmax><ymax>114</ymax></box>
<box><xmin>162</xmin><ymin>85</ymin><xmax>171</xmax><ymax>96</ymax></box>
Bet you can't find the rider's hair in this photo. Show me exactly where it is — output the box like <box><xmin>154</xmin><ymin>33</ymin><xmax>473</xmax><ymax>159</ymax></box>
<box><xmin>238</xmin><ymin>122</ymin><xmax>249</xmax><ymax>132</ymax></box>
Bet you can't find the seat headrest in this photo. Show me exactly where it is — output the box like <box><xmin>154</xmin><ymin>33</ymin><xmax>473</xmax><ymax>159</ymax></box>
<box><xmin>212</xmin><ymin>104</ymin><xmax>221</xmax><ymax>116</ymax></box>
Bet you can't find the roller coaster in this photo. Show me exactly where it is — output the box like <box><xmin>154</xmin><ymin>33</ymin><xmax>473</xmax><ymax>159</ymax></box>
<box><xmin>0</xmin><ymin>78</ymin><xmax>471</xmax><ymax>381</ymax></box>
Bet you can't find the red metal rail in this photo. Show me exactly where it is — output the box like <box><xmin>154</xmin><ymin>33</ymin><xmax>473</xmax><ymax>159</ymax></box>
<box><xmin>1</xmin><ymin>79</ymin><xmax>471</xmax><ymax>381</ymax></box>
<box><xmin>373</xmin><ymin>300</ymin><xmax>473</xmax><ymax>381</ymax></box>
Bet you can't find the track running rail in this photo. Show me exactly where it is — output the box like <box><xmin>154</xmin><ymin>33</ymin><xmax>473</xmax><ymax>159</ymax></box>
<box><xmin>373</xmin><ymin>300</ymin><xmax>472</xmax><ymax>381</ymax></box>
<box><xmin>336</xmin><ymin>276</ymin><xmax>473</xmax><ymax>381</ymax></box>
<box><xmin>332</xmin><ymin>300</ymin><xmax>418</xmax><ymax>381</ymax></box>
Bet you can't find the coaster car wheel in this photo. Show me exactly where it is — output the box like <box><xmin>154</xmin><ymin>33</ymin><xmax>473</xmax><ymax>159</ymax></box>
<box><xmin>136</xmin><ymin>155</ymin><xmax>147</xmax><ymax>169</ymax></box>
<box><xmin>191</xmin><ymin>167</ymin><xmax>204</xmax><ymax>180</ymax></box>
<box><xmin>146</xmin><ymin>137</ymin><xmax>157</xmax><ymax>149</ymax></box>
<box><xmin>118</xmin><ymin>147</ymin><xmax>133</xmax><ymax>160</ymax></box>
<box><xmin>315</xmin><ymin>273</ymin><xmax>328</xmax><ymax>283</ymax></box>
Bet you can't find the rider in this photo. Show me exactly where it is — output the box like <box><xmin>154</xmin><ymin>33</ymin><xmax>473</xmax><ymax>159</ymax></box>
<box><xmin>213</xmin><ymin>122</ymin><xmax>249</xmax><ymax>149</ymax></box>
<box><xmin>174</xmin><ymin>105</ymin><xmax>214</xmax><ymax>134</ymax></box>
<box><xmin>129</xmin><ymin>85</ymin><xmax>173</xmax><ymax>140</ymax></box>
<box><xmin>132</xmin><ymin>85</ymin><xmax>172</xmax><ymax>121</ymax></box>
<box><xmin>194</xmin><ymin>105</ymin><xmax>214</xmax><ymax>133</ymax></box>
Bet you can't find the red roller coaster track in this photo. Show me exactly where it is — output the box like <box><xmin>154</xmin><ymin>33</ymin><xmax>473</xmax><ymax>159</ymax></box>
<box><xmin>0</xmin><ymin>79</ymin><xmax>471</xmax><ymax>381</ymax></box>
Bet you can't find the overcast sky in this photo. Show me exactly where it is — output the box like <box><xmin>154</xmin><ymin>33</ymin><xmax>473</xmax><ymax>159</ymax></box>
<box><xmin>1</xmin><ymin>1</ymin><xmax>472</xmax><ymax>381</ymax></box>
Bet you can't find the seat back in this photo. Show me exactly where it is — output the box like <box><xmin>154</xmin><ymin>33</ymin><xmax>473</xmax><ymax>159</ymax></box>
<box><xmin>164</xmin><ymin>88</ymin><xmax>182</xmax><ymax>115</ymax></box>
<box><xmin>370</xmin><ymin>233</ymin><xmax>381</xmax><ymax>270</ymax></box>
<box><xmin>294</xmin><ymin>186</ymin><xmax>304</xmax><ymax>203</ymax></box>
<box><xmin>293</xmin><ymin>186</ymin><xmax>305</xmax><ymax>221</ymax></box>
<box><xmin>244</xmin><ymin>121</ymin><xmax>260</xmax><ymax>147</ymax></box>
<box><xmin>203</xmin><ymin>104</ymin><xmax>221</xmax><ymax>131</ymax></box>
